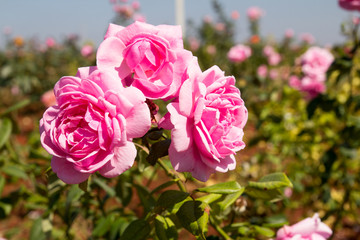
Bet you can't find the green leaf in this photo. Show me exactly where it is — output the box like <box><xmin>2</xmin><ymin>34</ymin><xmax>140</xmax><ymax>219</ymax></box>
<box><xmin>196</xmin><ymin>193</ymin><xmax>222</xmax><ymax>204</ymax></box>
<box><xmin>92</xmin><ymin>216</ymin><xmax>113</xmax><ymax>237</ymax></box>
<box><xmin>115</xmin><ymin>177</ymin><xmax>133</xmax><ymax>207</ymax></box>
<box><xmin>156</xmin><ymin>190</ymin><xmax>189</xmax><ymax>210</ymax></box>
<box><xmin>176</xmin><ymin>200</ymin><xmax>209</xmax><ymax>238</ymax></box>
<box><xmin>146</xmin><ymin>139</ymin><xmax>171</xmax><ymax>165</ymax></box>
<box><xmin>109</xmin><ymin>218</ymin><xmax>128</xmax><ymax>240</ymax></box>
<box><xmin>155</xmin><ymin>215</ymin><xmax>178</xmax><ymax>240</ymax></box>
<box><xmin>217</xmin><ymin>190</ymin><xmax>244</xmax><ymax>211</ymax></box>
<box><xmin>0</xmin><ymin>118</ymin><xmax>12</xmax><ymax>149</ymax></box>
<box><xmin>121</xmin><ymin>219</ymin><xmax>150</xmax><ymax>240</ymax></box>
<box><xmin>29</xmin><ymin>218</ymin><xmax>46</xmax><ymax>240</ymax></box>
<box><xmin>254</xmin><ymin>226</ymin><xmax>275</xmax><ymax>238</ymax></box>
<box><xmin>2</xmin><ymin>165</ymin><xmax>28</xmax><ymax>179</ymax></box>
<box><xmin>0</xmin><ymin>176</ymin><xmax>5</xmax><ymax>196</ymax></box>
<box><xmin>195</xmin><ymin>181</ymin><xmax>243</xmax><ymax>194</ymax></box>
<box><xmin>0</xmin><ymin>202</ymin><xmax>12</xmax><ymax>217</ymax></box>
<box><xmin>263</xmin><ymin>215</ymin><xmax>289</xmax><ymax>228</ymax></box>
<box><xmin>245</xmin><ymin>173</ymin><xmax>292</xmax><ymax>202</ymax></box>
<box><xmin>0</xmin><ymin>99</ymin><xmax>31</xmax><ymax>116</ymax></box>
<box><xmin>134</xmin><ymin>184</ymin><xmax>156</xmax><ymax>213</ymax></box>
<box><xmin>248</xmin><ymin>172</ymin><xmax>293</xmax><ymax>190</ymax></box>
<box><xmin>93</xmin><ymin>178</ymin><xmax>116</xmax><ymax>197</ymax></box>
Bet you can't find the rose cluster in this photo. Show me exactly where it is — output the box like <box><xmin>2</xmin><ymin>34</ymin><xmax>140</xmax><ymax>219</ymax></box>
<box><xmin>289</xmin><ymin>47</ymin><xmax>334</xmax><ymax>99</ymax></box>
<box><xmin>40</xmin><ymin>21</ymin><xmax>248</xmax><ymax>184</ymax></box>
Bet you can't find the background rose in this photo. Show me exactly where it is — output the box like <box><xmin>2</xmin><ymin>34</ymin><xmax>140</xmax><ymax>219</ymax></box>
<box><xmin>40</xmin><ymin>66</ymin><xmax>151</xmax><ymax>184</ymax></box>
<box><xmin>276</xmin><ymin>213</ymin><xmax>332</xmax><ymax>240</ymax></box>
<box><xmin>246</xmin><ymin>6</ymin><xmax>264</xmax><ymax>21</ymax></box>
<box><xmin>162</xmin><ymin>63</ymin><xmax>247</xmax><ymax>181</ymax></box>
<box><xmin>339</xmin><ymin>0</ymin><xmax>360</xmax><ymax>11</ymax></box>
<box><xmin>96</xmin><ymin>21</ymin><xmax>193</xmax><ymax>100</ymax></box>
<box><xmin>227</xmin><ymin>44</ymin><xmax>252</xmax><ymax>63</ymax></box>
<box><xmin>301</xmin><ymin>47</ymin><xmax>334</xmax><ymax>76</ymax></box>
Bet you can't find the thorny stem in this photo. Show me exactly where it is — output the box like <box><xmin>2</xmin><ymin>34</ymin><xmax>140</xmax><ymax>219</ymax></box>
<box><xmin>157</xmin><ymin>159</ymin><xmax>187</xmax><ymax>192</ymax></box>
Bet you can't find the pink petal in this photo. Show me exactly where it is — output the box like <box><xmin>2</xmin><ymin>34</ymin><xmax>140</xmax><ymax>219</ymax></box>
<box><xmin>98</xmin><ymin>141</ymin><xmax>136</xmax><ymax>178</ymax></box>
<box><xmin>104</xmin><ymin>23</ymin><xmax>125</xmax><ymax>39</ymax></box>
<box><xmin>51</xmin><ymin>156</ymin><xmax>91</xmax><ymax>184</ymax></box>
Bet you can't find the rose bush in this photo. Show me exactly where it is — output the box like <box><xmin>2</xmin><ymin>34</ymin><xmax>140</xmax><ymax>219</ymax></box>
<box><xmin>276</xmin><ymin>213</ymin><xmax>332</xmax><ymax>240</ymax></box>
<box><xmin>96</xmin><ymin>21</ymin><xmax>193</xmax><ymax>100</ymax></box>
<box><xmin>161</xmin><ymin>62</ymin><xmax>248</xmax><ymax>181</ymax></box>
<box><xmin>39</xmin><ymin>66</ymin><xmax>151</xmax><ymax>184</ymax></box>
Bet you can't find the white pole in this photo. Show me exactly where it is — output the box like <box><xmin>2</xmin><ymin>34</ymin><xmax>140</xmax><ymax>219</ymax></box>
<box><xmin>175</xmin><ymin>0</ymin><xmax>186</xmax><ymax>37</ymax></box>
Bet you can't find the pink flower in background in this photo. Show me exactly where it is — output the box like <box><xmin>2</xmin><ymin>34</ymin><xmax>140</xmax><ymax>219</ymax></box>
<box><xmin>300</xmin><ymin>33</ymin><xmax>315</xmax><ymax>44</ymax></box>
<box><xmin>301</xmin><ymin>47</ymin><xmax>334</xmax><ymax>76</ymax></box>
<box><xmin>300</xmin><ymin>75</ymin><xmax>326</xmax><ymax>99</ymax></box>
<box><xmin>40</xmin><ymin>66</ymin><xmax>151</xmax><ymax>184</ymax></box>
<box><xmin>206</xmin><ymin>45</ymin><xmax>217</xmax><ymax>55</ymax></box>
<box><xmin>257</xmin><ymin>64</ymin><xmax>268</xmax><ymax>78</ymax></box>
<box><xmin>269</xmin><ymin>69</ymin><xmax>279</xmax><ymax>80</ymax></box>
<box><xmin>289</xmin><ymin>75</ymin><xmax>301</xmax><ymax>89</ymax></box>
<box><xmin>133</xmin><ymin>13</ymin><xmax>146</xmax><ymax>22</ymax></box>
<box><xmin>339</xmin><ymin>0</ymin><xmax>360</xmax><ymax>11</ymax></box>
<box><xmin>97</xmin><ymin>22</ymin><xmax>193</xmax><ymax>100</ymax></box>
<box><xmin>41</xmin><ymin>89</ymin><xmax>56</xmax><ymax>107</ymax></box>
<box><xmin>227</xmin><ymin>44</ymin><xmax>252</xmax><ymax>63</ymax></box>
<box><xmin>81</xmin><ymin>44</ymin><xmax>94</xmax><ymax>57</ymax></box>
<box><xmin>263</xmin><ymin>45</ymin><xmax>275</xmax><ymax>57</ymax></box>
<box><xmin>268</xmin><ymin>52</ymin><xmax>282</xmax><ymax>66</ymax></box>
<box><xmin>215</xmin><ymin>23</ymin><xmax>225</xmax><ymax>32</ymax></box>
<box><xmin>161</xmin><ymin>63</ymin><xmax>247</xmax><ymax>181</ymax></box>
<box><xmin>131</xmin><ymin>0</ymin><xmax>140</xmax><ymax>10</ymax></box>
<box><xmin>203</xmin><ymin>15</ymin><xmax>212</xmax><ymax>23</ymax></box>
<box><xmin>285</xmin><ymin>29</ymin><xmax>294</xmax><ymax>38</ymax></box>
<box><xmin>188</xmin><ymin>37</ymin><xmax>200</xmax><ymax>51</ymax></box>
<box><xmin>247</xmin><ymin>6</ymin><xmax>264</xmax><ymax>21</ymax></box>
<box><xmin>46</xmin><ymin>37</ymin><xmax>56</xmax><ymax>48</ymax></box>
<box><xmin>276</xmin><ymin>213</ymin><xmax>332</xmax><ymax>240</ymax></box>
<box><xmin>353</xmin><ymin>16</ymin><xmax>360</xmax><ymax>25</ymax></box>
<box><xmin>231</xmin><ymin>10</ymin><xmax>240</xmax><ymax>20</ymax></box>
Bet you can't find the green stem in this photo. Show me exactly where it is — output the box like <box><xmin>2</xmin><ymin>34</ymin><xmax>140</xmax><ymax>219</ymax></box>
<box><xmin>210</xmin><ymin>216</ymin><xmax>232</xmax><ymax>240</ymax></box>
<box><xmin>157</xmin><ymin>159</ymin><xmax>187</xmax><ymax>192</ymax></box>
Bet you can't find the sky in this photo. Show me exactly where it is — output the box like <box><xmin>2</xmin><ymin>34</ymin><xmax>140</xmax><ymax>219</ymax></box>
<box><xmin>0</xmin><ymin>0</ymin><xmax>357</xmax><ymax>48</ymax></box>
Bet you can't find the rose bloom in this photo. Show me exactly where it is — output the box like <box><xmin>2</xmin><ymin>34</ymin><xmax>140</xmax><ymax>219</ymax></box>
<box><xmin>160</xmin><ymin>61</ymin><xmax>247</xmax><ymax>181</ymax></box>
<box><xmin>285</xmin><ymin>29</ymin><xmax>294</xmax><ymax>38</ymax></box>
<box><xmin>46</xmin><ymin>37</ymin><xmax>56</xmax><ymax>48</ymax></box>
<box><xmin>299</xmin><ymin>74</ymin><xmax>326</xmax><ymax>99</ymax></box>
<box><xmin>41</xmin><ymin>89</ymin><xmax>57</xmax><ymax>107</ymax></box>
<box><xmin>227</xmin><ymin>44</ymin><xmax>252</xmax><ymax>63</ymax></box>
<box><xmin>131</xmin><ymin>0</ymin><xmax>140</xmax><ymax>10</ymax></box>
<box><xmin>268</xmin><ymin>52</ymin><xmax>282</xmax><ymax>66</ymax></box>
<box><xmin>301</xmin><ymin>47</ymin><xmax>334</xmax><ymax>76</ymax></box>
<box><xmin>97</xmin><ymin>21</ymin><xmax>193</xmax><ymax>100</ymax></box>
<box><xmin>300</xmin><ymin>33</ymin><xmax>315</xmax><ymax>44</ymax></box>
<box><xmin>40</xmin><ymin>66</ymin><xmax>151</xmax><ymax>184</ymax></box>
<box><xmin>289</xmin><ymin>75</ymin><xmax>301</xmax><ymax>90</ymax></box>
<box><xmin>257</xmin><ymin>64</ymin><xmax>268</xmax><ymax>78</ymax></box>
<box><xmin>188</xmin><ymin>37</ymin><xmax>200</xmax><ymax>51</ymax></box>
<box><xmin>206</xmin><ymin>45</ymin><xmax>217</xmax><ymax>55</ymax></box>
<box><xmin>339</xmin><ymin>0</ymin><xmax>360</xmax><ymax>11</ymax></box>
<box><xmin>231</xmin><ymin>10</ymin><xmax>240</xmax><ymax>20</ymax></box>
<box><xmin>81</xmin><ymin>44</ymin><xmax>94</xmax><ymax>57</ymax></box>
<box><xmin>246</xmin><ymin>6</ymin><xmax>264</xmax><ymax>21</ymax></box>
<box><xmin>276</xmin><ymin>213</ymin><xmax>332</xmax><ymax>240</ymax></box>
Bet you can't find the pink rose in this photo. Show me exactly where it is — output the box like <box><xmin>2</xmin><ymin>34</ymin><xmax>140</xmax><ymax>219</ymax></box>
<box><xmin>41</xmin><ymin>89</ymin><xmax>57</xmax><ymax>107</ymax></box>
<box><xmin>227</xmin><ymin>44</ymin><xmax>252</xmax><ymax>63</ymax></box>
<box><xmin>161</xmin><ymin>62</ymin><xmax>247</xmax><ymax>181</ymax></box>
<box><xmin>263</xmin><ymin>45</ymin><xmax>275</xmax><ymax>57</ymax></box>
<box><xmin>188</xmin><ymin>37</ymin><xmax>200</xmax><ymax>51</ymax></box>
<box><xmin>46</xmin><ymin>37</ymin><xmax>56</xmax><ymax>48</ymax></box>
<box><xmin>289</xmin><ymin>75</ymin><xmax>301</xmax><ymax>89</ymax></box>
<box><xmin>300</xmin><ymin>33</ymin><xmax>315</xmax><ymax>44</ymax></box>
<box><xmin>268</xmin><ymin>52</ymin><xmax>282</xmax><ymax>66</ymax></box>
<box><xmin>246</xmin><ymin>6</ymin><xmax>264</xmax><ymax>21</ymax></box>
<box><xmin>300</xmin><ymin>75</ymin><xmax>326</xmax><ymax>99</ymax></box>
<box><xmin>339</xmin><ymin>0</ymin><xmax>360</xmax><ymax>11</ymax></box>
<box><xmin>131</xmin><ymin>0</ymin><xmax>140</xmax><ymax>10</ymax></box>
<box><xmin>40</xmin><ymin>67</ymin><xmax>151</xmax><ymax>184</ymax></box>
<box><xmin>231</xmin><ymin>10</ymin><xmax>240</xmax><ymax>20</ymax></box>
<box><xmin>206</xmin><ymin>45</ymin><xmax>217</xmax><ymax>55</ymax></box>
<box><xmin>257</xmin><ymin>64</ymin><xmax>268</xmax><ymax>78</ymax></box>
<box><xmin>285</xmin><ymin>29</ymin><xmax>294</xmax><ymax>39</ymax></box>
<box><xmin>81</xmin><ymin>44</ymin><xmax>94</xmax><ymax>57</ymax></box>
<box><xmin>269</xmin><ymin>69</ymin><xmax>279</xmax><ymax>80</ymax></box>
<box><xmin>97</xmin><ymin>22</ymin><xmax>193</xmax><ymax>100</ymax></box>
<box><xmin>301</xmin><ymin>47</ymin><xmax>334</xmax><ymax>76</ymax></box>
<box><xmin>276</xmin><ymin>213</ymin><xmax>332</xmax><ymax>240</ymax></box>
